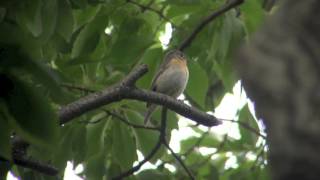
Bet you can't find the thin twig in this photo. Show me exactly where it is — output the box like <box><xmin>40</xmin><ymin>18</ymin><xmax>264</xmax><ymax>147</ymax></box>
<box><xmin>163</xmin><ymin>141</ymin><xmax>195</xmax><ymax>180</ymax></box>
<box><xmin>112</xmin><ymin>107</ymin><xmax>168</xmax><ymax>179</ymax></box>
<box><xmin>219</xmin><ymin>118</ymin><xmax>266</xmax><ymax>139</ymax></box>
<box><xmin>104</xmin><ymin>109</ymin><xmax>160</xmax><ymax>131</ymax></box>
<box><xmin>250</xmin><ymin>143</ymin><xmax>267</xmax><ymax>171</ymax></box>
<box><xmin>127</xmin><ymin>0</ymin><xmax>177</xmax><ymax>28</ymax></box>
<box><xmin>193</xmin><ymin>134</ymin><xmax>228</xmax><ymax>168</ymax></box>
<box><xmin>183</xmin><ymin>130</ymin><xmax>210</xmax><ymax>156</ymax></box>
<box><xmin>178</xmin><ymin>0</ymin><xmax>244</xmax><ymax>51</ymax></box>
<box><xmin>60</xmin><ymin>83</ymin><xmax>96</xmax><ymax>93</ymax></box>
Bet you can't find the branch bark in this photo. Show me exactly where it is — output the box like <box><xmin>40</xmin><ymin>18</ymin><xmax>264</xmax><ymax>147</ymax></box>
<box><xmin>236</xmin><ymin>0</ymin><xmax>320</xmax><ymax>179</ymax></box>
<box><xmin>59</xmin><ymin>64</ymin><xmax>221</xmax><ymax>127</ymax></box>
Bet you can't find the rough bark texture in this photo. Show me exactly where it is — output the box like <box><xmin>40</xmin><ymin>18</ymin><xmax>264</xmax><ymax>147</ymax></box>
<box><xmin>236</xmin><ymin>1</ymin><xmax>320</xmax><ymax>180</ymax></box>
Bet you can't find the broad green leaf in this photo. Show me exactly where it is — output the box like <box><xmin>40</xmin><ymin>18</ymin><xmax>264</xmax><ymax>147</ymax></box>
<box><xmin>241</xmin><ymin>0</ymin><xmax>264</xmax><ymax>34</ymax></box>
<box><xmin>111</xmin><ymin>120</ymin><xmax>137</xmax><ymax>170</ymax></box>
<box><xmin>0</xmin><ymin>22</ymin><xmax>42</xmax><ymax>60</ymax></box>
<box><xmin>180</xmin><ymin>134</ymin><xmax>221</xmax><ymax>152</ymax></box>
<box><xmin>24</xmin><ymin>60</ymin><xmax>64</xmax><ymax>103</ymax></box>
<box><xmin>73</xmin><ymin>5</ymin><xmax>101</xmax><ymax>30</ymax></box>
<box><xmin>186</xmin><ymin>60</ymin><xmax>208</xmax><ymax>108</ymax></box>
<box><xmin>0</xmin><ymin>44</ymin><xmax>64</xmax><ymax>103</ymax></box>
<box><xmin>71</xmin><ymin>123</ymin><xmax>87</xmax><ymax>165</ymax></box>
<box><xmin>16</xmin><ymin>0</ymin><xmax>43</xmax><ymax>37</ymax></box>
<box><xmin>238</xmin><ymin>104</ymin><xmax>259</xmax><ymax>147</ymax></box>
<box><xmin>108</xmin><ymin>17</ymin><xmax>154</xmax><ymax>66</ymax></box>
<box><xmin>86</xmin><ymin>116</ymin><xmax>107</xmax><ymax>158</ymax></box>
<box><xmin>39</xmin><ymin>0</ymin><xmax>57</xmax><ymax>42</ymax></box>
<box><xmin>197</xmin><ymin>164</ymin><xmax>219</xmax><ymax>180</ymax></box>
<box><xmin>136</xmin><ymin>46</ymin><xmax>164</xmax><ymax>89</ymax></box>
<box><xmin>84</xmin><ymin>152</ymin><xmax>105</xmax><ymax>180</ymax></box>
<box><xmin>70</xmin><ymin>0</ymin><xmax>88</xmax><ymax>9</ymax></box>
<box><xmin>137</xmin><ymin>169</ymin><xmax>171</xmax><ymax>180</ymax></box>
<box><xmin>125</xmin><ymin>110</ymin><xmax>162</xmax><ymax>162</ymax></box>
<box><xmin>71</xmin><ymin>14</ymin><xmax>108</xmax><ymax>58</ymax></box>
<box><xmin>52</xmin><ymin>126</ymin><xmax>73</xmax><ymax>170</ymax></box>
<box><xmin>166</xmin><ymin>5</ymin><xmax>202</xmax><ymax>19</ymax></box>
<box><xmin>213</xmin><ymin>58</ymin><xmax>237</xmax><ymax>91</ymax></box>
<box><xmin>56</xmin><ymin>0</ymin><xmax>74</xmax><ymax>42</ymax></box>
<box><xmin>5</xmin><ymin>75</ymin><xmax>59</xmax><ymax>148</ymax></box>
<box><xmin>106</xmin><ymin>162</ymin><xmax>121</xmax><ymax>179</ymax></box>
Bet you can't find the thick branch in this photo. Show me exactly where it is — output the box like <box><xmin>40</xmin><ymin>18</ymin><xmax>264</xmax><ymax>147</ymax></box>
<box><xmin>3</xmin><ymin>156</ymin><xmax>59</xmax><ymax>176</ymax></box>
<box><xmin>59</xmin><ymin>65</ymin><xmax>221</xmax><ymax>127</ymax></box>
<box><xmin>178</xmin><ymin>0</ymin><xmax>244</xmax><ymax>51</ymax></box>
<box><xmin>236</xmin><ymin>0</ymin><xmax>320</xmax><ymax>179</ymax></box>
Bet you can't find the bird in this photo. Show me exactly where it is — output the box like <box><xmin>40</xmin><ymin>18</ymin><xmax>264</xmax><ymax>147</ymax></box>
<box><xmin>144</xmin><ymin>49</ymin><xmax>189</xmax><ymax>125</ymax></box>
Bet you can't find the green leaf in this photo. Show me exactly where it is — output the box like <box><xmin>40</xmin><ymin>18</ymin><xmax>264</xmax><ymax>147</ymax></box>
<box><xmin>238</xmin><ymin>104</ymin><xmax>259</xmax><ymax>147</ymax></box>
<box><xmin>39</xmin><ymin>0</ymin><xmax>57</xmax><ymax>42</ymax></box>
<box><xmin>108</xmin><ymin>17</ymin><xmax>154</xmax><ymax>66</ymax></box>
<box><xmin>16</xmin><ymin>0</ymin><xmax>43</xmax><ymax>37</ymax></box>
<box><xmin>167</xmin><ymin>5</ymin><xmax>201</xmax><ymax>19</ymax></box>
<box><xmin>5</xmin><ymin>75</ymin><xmax>59</xmax><ymax>148</ymax></box>
<box><xmin>213</xmin><ymin>58</ymin><xmax>237</xmax><ymax>91</ymax></box>
<box><xmin>71</xmin><ymin>15</ymin><xmax>108</xmax><ymax>58</ymax></box>
<box><xmin>186</xmin><ymin>60</ymin><xmax>208</xmax><ymax>108</ymax></box>
<box><xmin>137</xmin><ymin>169</ymin><xmax>171</xmax><ymax>180</ymax></box>
<box><xmin>125</xmin><ymin>110</ymin><xmax>163</xmax><ymax>162</ymax></box>
<box><xmin>70</xmin><ymin>0</ymin><xmax>88</xmax><ymax>9</ymax></box>
<box><xmin>84</xmin><ymin>152</ymin><xmax>105</xmax><ymax>180</ymax></box>
<box><xmin>24</xmin><ymin>60</ymin><xmax>64</xmax><ymax>103</ymax></box>
<box><xmin>73</xmin><ymin>5</ymin><xmax>101</xmax><ymax>30</ymax></box>
<box><xmin>197</xmin><ymin>163</ymin><xmax>219</xmax><ymax>180</ymax></box>
<box><xmin>241</xmin><ymin>0</ymin><xmax>264</xmax><ymax>34</ymax></box>
<box><xmin>111</xmin><ymin>120</ymin><xmax>137</xmax><ymax>170</ymax></box>
<box><xmin>136</xmin><ymin>46</ymin><xmax>164</xmax><ymax>89</ymax></box>
<box><xmin>56</xmin><ymin>0</ymin><xmax>74</xmax><ymax>42</ymax></box>
<box><xmin>86</xmin><ymin>116</ymin><xmax>107</xmax><ymax>158</ymax></box>
<box><xmin>180</xmin><ymin>134</ymin><xmax>221</xmax><ymax>152</ymax></box>
<box><xmin>71</xmin><ymin>123</ymin><xmax>87</xmax><ymax>165</ymax></box>
<box><xmin>52</xmin><ymin>126</ymin><xmax>73</xmax><ymax>170</ymax></box>
<box><xmin>0</xmin><ymin>44</ymin><xmax>64</xmax><ymax>103</ymax></box>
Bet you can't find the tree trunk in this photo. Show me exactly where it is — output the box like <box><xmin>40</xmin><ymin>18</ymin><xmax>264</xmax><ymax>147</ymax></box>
<box><xmin>236</xmin><ymin>1</ymin><xmax>320</xmax><ymax>180</ymax></box>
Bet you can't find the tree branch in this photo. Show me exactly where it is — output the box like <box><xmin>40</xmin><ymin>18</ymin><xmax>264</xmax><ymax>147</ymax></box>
<box><xmin>59</xmin><ymin>64</ymin><xmax>221</xmax><ymax>127</ymax></box>
<box><xmin>0</xmin><ymin>155</ymin><xmax>59</xmax><ymax>176</ymax></box>
<box><xmin>104</xmin><ymin>109</ymin><xmax>160</xmax><ymax>131</ymax></box>
<box><xmin>178</xmin><ymin>0</ymin><xmax>244</xmax><ymax>51</ymax></box>
<box><xmin>219</xmin><ymin>118</ymin><xmax>266</xmax><ymax>139</ymax></box>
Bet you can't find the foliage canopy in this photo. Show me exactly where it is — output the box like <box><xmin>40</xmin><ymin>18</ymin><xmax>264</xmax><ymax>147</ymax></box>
<box><xmin>0</xmin><ymin>0</ymin><xmax>269</xmax><ymax>179</ymax></box>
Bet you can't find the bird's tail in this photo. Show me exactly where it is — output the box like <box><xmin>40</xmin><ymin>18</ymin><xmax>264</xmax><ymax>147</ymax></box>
<box><xmin>144</xmin><ymin>104</ymin><xmax>157</xmax><ymax>125</ymax></box>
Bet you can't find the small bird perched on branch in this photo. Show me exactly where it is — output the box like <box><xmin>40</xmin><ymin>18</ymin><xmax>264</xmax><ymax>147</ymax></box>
<box><xmin>144</xmin><ymin>49</ymin><xmax>189</xmax><ymax>125</ymax></box>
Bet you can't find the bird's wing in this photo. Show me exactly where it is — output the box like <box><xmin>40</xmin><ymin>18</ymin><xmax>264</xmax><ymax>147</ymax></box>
<box><xmin>146</xmin><ymin>61</ymin><xmax>170</xmax><ymax>107</ymax></box>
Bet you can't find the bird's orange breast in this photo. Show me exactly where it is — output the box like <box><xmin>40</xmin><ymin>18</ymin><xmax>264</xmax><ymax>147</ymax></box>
<box><xmin>170</xmin><ymin>58</ymin><xmax>188</xmax><ymax>73</ymax></box>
